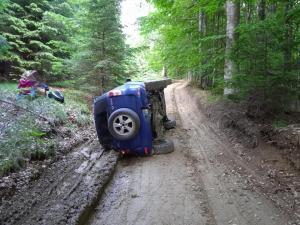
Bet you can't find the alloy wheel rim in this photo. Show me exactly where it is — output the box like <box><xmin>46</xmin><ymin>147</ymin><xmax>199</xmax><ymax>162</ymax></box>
<box><xmin>113</xmin><ymin>114</ymin><xmax>135</xmax><ymax>136</ymax></box>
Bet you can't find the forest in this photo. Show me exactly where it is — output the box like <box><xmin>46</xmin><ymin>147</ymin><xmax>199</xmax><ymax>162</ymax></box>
<box><xmin>0</xmin><ymin>0</ymin><xmax>130</xmax><ymax>174</ymax></box>
<box><xmin>0</xmin><ymin>0</ymin><xmax>299</xmax><ymax>114</ymax></box>
<box><xmin>0</xmin><ymin>0</ymin><xmax>129</xmax><ymax>93</ymax></box>
<box><xmin>1</xmin><ymin>1</ymin><xmax>300</xmax><ymax>224</ymax></box>
<box><xmin>142</xmin><ymin>0</ymin><xmax>300</xmax><ymax>115</ymax></box>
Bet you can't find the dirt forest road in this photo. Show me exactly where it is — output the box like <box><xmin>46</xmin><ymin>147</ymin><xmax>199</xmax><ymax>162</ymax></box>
<box><xmin>88</xmin><ymin>81</ymin><xmax>299</xmax><ymax>225</ymax></box>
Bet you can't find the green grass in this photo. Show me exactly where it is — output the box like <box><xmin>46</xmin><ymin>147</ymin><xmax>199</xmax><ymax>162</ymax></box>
<box><xmin>0</xmin><ymin>82</ymin><xmax>92</xmax><ymax>176</ymax></box>
<box><xmin>50</xmin><ymin>79</ymin><xmax>77</xmax><ymax>88</ymax></box>
<box><xmin>0</xmin><ymin>82</ymin><xmax>18</xmax><ymax>92</ymax></box>
<box><xmin>207</xmin><ymin>93</ymin><xmax>223</xmax><ymax>103</ymax></box>
<box><xmin>273</xmin><ymin>119</ymin><xmax>288</xmax><ymax>128</ymax></box>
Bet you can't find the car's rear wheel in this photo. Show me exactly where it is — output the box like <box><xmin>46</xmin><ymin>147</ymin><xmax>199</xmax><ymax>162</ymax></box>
<box><xmin>108</xmin><ymin>108</ymin><xmax>140</xmax><ymax>141</ymax></box>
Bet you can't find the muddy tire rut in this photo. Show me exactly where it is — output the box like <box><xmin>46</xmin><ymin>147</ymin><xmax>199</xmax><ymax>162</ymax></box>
<box><xmin>0</xmin><ymin>139</ymin><xmax>119</xmax><ymax>225</ymax></box>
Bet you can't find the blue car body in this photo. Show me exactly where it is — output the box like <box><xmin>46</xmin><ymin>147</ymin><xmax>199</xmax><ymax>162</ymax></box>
<box><xmin>94</xmin><ymin>82</ymin><xmax>153</xmax><ymax>155</ymax></box>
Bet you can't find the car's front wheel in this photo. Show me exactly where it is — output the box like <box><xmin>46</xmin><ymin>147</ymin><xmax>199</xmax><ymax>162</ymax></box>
<box><xmin>108</xmin><ymin>108</ymin><xmax>140</xmax><ymax>141</ymax></box>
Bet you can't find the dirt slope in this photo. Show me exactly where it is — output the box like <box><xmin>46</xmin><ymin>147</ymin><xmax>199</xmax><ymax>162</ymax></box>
<box><xmin>88</xmin><ymin>81</ymin><xmax>299</xmax><ymax>225</ymax></box>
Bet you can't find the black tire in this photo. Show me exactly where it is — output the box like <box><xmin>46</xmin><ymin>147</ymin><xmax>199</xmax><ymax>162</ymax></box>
<box><xmin>94</xmin><ymin>95</ymin><xmax>113</xmax><ymax>150</ymax></box>
<box><xmin>152</xmin><ymin>139</ymin><xmax>174</xmax><ymax>155</ymax></box>
<box><xmin>145</xmin><ymin>79</ymin><xmax>172</xmax><ymax>91</ymax></box>
<box><xmin>48</xmin><ymin>91</ymin><xmax>64</xmax><ymax>103</ymax></box>
<box><xmin>164</xmin><ymin>119</ymin><xmax>176</xmax><ymax>130</ymax></box>
<box><xmin>108</xmin><ymin>108</ymin><xmax>140</xmax><ymax>141</ymax></box>
<box><xmin>95</xmin><ymin>113</ymin><xmax>113</xmax><ymax>150</ymax></box>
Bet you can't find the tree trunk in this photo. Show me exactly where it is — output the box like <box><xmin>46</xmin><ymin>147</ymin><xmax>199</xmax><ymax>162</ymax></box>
<box><xmin>199</xmin><ymin>11</ymin><xmax>206</xmax><ymax>34</ymax></box>
<box><xmin>257</xmin><ymin>0</ymin><xmax>267</xmax><ymax>75</ymax></box>
<box><xmin>246</xmin><ymin>3</ymin><xmax>252</xmax><ymax>23</ymax></box>
<box><xmin>269</xmin><ymin>3</ymin><xmax>277</xmax><ymax>14</ymax></box>
<box><xmin>284</xmin><ymin>2</ymin><xmax>293</xmax><ymax>73</ymax></box>
<box><xmin>224</xmin><ymin>0</ymin><xmax>240</xmax><ymax>95</ymax></box>
<box><xmin>258</xmin><ymin>0</ymin><xmax>266</xmax><ymax>20</ymax></box>
<box><xmin>162</xmin><ymin>66</ymin><xmax>168</xmax><ymax>78</ymax></box>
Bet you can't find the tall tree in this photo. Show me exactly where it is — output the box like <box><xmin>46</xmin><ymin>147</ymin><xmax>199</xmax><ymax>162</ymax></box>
<box><xmin>199</xmin><ymin>11</ymin><xmax>206</xmax><ymax>34</ymax></box>
<box><xmin>283</xmin><ymin>1</ymin><xmax>293</xmax><ymax>73</ymax></box>
<box><xmin>258</xmin><ymin>0</ymin><xmax>266</xmax><ymax>20</ymax></box>
<box><xmin>70</xmin><ymin>0</ymin><xmax>127</xmax><ymax>92</ymax></box>
<box><xmin>224</xmin><ymin>0</ymin><xmax>240</xmax><ymax>95</ymax></box>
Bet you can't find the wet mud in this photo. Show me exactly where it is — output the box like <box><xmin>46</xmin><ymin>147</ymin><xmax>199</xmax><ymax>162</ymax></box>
<box><xmin>0</xmin><ymin>139</ymin><xmax>119</xmax><ymax>225</ymax></box>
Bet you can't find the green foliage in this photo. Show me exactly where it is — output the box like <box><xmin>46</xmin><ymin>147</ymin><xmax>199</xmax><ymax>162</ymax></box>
<box><xmin>0</xmin><ymin>0</ymin><xmax>75</xmax><ymax>80</ymax></box>
<box><xmin>0</xmin><ymin>114</ymin><xmax>54</xmax><ymax>175</ymax></box>
<box><xmin>141</xmin><ymin>0</ymin><xmax>226</xmax><ymax>84</ymax></box>
<box><xmin>142</xmin><ymin>0</ymin><xmax>300</xmax><ymax>114</ymax></box>
<box><xmin>0</xmin><ymin>82</ymin><xmax>92</xmax><ymax>175</ymax></box>
<box><xmin>0</xmin><ymin>82</ymin><xmax>18</xmax><ymax>92</ymax></box>
<box><xmin>273</xmin><ymin>119</ymin><xmax>288</xmax><ymax>128</ymax></box>
<box><xmin>0</xmin><ymin>1</ymin><xmax>8</xmax><ymax>10</ymax></box>
<box><xmin>0</xmin><ymin>0</ymin><xmax>129</xmax><ymax>92</ymax></box>
<box><xmin>232</xmin><ymin>2</ymin><xmax>300</xmax><ymax>112</ymax></box>
<box><xmin>69</xmin><ymin>0</ymin><xmax>128</xmax><ymax>92</ymax></box>
<box><xmin>0</xmin><ymin>35</ymin><xmax>9</xmax><ymax>55</ymax></box>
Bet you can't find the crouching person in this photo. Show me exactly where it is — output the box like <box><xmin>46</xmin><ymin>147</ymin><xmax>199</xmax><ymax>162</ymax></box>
<box><xmin>16</xmin><ymin>70</ymin><xmax>46</xmax><ymax>100</ymax></box>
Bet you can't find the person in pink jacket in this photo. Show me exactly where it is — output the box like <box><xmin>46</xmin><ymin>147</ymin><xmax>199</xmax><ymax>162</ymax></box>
<box><xmin>16</xmin><ymin>70</ymin><xmax>43</xmax><ymax>100</ymax></box>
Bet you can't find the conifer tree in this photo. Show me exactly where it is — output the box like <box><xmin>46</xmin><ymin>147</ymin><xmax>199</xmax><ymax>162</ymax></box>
<box><xmin>0</xmin><ymin>0</ymin><xmax>74</xmax><ymax>80</ymax></box>
<box><xmin>71</xmin><ymin>0</ymin><xmax>127</xmax><ymax>92</ymax></box>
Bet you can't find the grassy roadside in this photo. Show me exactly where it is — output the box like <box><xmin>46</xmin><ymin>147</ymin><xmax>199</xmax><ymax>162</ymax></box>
<box><xmin>0</xmin><ymin>82</ymin><xmax>93</xmax><ymax>176</ymax></box>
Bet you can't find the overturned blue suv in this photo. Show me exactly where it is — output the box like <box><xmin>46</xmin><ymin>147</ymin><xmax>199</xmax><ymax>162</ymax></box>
<box><xmin>93</xmin><ymin>79</ymin><xmax>176</xmax><ymax>156</ymax></box>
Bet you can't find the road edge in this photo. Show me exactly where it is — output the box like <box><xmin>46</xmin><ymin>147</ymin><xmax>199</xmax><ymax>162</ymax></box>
<box><xmin>75</xmin><ymin>150</ymin><xmax>120</xmax><ymax>225</ymax></box>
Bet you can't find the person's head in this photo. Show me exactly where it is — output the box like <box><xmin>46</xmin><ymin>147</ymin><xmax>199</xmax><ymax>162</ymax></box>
<box><xmin>21</xmin><ymin>70</ymin><xmax>39</xmax><ymax>82</ymax></box>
